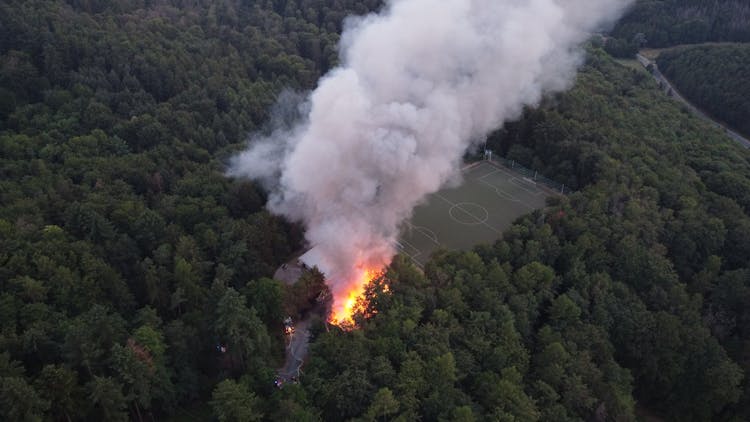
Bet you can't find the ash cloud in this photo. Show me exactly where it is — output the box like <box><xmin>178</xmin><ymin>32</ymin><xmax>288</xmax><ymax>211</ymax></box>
<box><xmin>229</xmin><ymin>0</ymin><xmax>633</xmax><ymax>312</ymax></box>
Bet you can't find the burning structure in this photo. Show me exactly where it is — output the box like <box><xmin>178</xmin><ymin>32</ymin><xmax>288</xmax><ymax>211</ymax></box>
<box><xmin>297</xmin><ymin>247</ymin><xmax>331</xmax><ymax>274</ymax></box>
<box><xmin>229</xmin><ymin>0</ymin><xmax>633</xmax><ymax>326</ymax></box>
<box><xmin>298</xmin><ymin>246</ymin><xmax>380</xmax><ymax>326</ymax></box>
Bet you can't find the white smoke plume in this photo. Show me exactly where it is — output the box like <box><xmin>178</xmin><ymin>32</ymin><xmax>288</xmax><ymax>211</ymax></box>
<box><xmin>229</xmin><ymin>0</ymin><xmax>633</xmax><ymax>318</ymax></box>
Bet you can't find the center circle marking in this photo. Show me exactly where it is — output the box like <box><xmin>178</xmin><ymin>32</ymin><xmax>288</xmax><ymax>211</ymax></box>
<box><xmin>448</xmin><ymin>202</ymin><xmax>489</xmax><ymax>225</ymax></box>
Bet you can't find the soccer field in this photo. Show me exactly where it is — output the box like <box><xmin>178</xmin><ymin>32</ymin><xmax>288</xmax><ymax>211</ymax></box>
<box><xmin>397</xmin><ymin>161</ymin><xmax>553</xmax><ymax>267</ymax></box>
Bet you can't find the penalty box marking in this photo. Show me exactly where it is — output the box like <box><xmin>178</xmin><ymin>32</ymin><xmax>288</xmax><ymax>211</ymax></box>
<box><xmin>395</xmin><ymin>239</ymin><xmax>422</xmax><ymax>260</ymax></box>
<box><xmin>491</xmin><ymin>166</ymin><xmax>545</xmax><ymax>196</ymax></box>
<box><xmin>478</xmin><ymin>178</ymin><xmax>537</xmax><ymax>210</ymax></box>
<box><xmin>477</xmin><ymin>177</ymin><xmax>526</xmax><ymax>205</ymax></box>
<box><xmin>509</xmin><ymin>177</ymin><xmax>544</xmax><ymax>196</ymax></box>
<box><xmin>476</xmin><ymin>168</ymin><xmax>540</xmax><ymax>210</ymax></box>
<box><xmin>398</xmin><ymin>223</ymin><xmax>446</xmax><ymax>268</ymax></box>
<box><xmin>404</xmin><ymin>221</ymin><xmax>441</xmax><ymax>245</ymax></box>
<box><xmin>467</xmin><ymin>162</ymin><xmax>502</xmax><ymax>179</ymax></box>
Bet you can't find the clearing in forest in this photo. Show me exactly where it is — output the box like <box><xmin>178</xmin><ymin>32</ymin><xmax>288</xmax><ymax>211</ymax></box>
<box><xmin>398</xmin><ymin>160</ymin><xmax>552</xmax><ymax>267</ymax></box>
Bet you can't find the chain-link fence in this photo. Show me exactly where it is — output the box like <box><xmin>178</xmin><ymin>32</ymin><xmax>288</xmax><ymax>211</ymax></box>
<box><xmin>489</xmin><ymin>156</ymin><xmax>570</xmax><ymax>195</ymax></box>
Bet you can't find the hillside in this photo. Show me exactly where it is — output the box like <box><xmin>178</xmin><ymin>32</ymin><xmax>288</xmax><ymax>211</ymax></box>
<box><xmin>612</xmin><ymin>0</ymin><xmax>750</xmax><ymax>47</ymax></box>
<box><xmin>295</xmin><ymin>50</ymin><xmax>750</xmax><ymax>421</ymax></box>
<box><xmin>0</xmin><ymin>0</ymin><xmax>379</xmax><ymax>420</ymax></box>
<box><xmin>657</xmin><ymin>44</ymin><xmax>750</xmax><ymax>139</ymax></box>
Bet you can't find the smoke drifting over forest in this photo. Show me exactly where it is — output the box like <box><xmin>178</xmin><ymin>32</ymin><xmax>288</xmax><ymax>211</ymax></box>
<box><xmin>229</xmin><ymin>0</ymin><xmax>633</xmax><ymax>316</ymax></box>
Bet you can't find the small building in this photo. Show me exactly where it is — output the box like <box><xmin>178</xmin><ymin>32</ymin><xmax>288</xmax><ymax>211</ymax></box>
<box><xmin>297</xmin><ymin>246</ymin><xmax>333</xmax><ymax>277</ymax></box>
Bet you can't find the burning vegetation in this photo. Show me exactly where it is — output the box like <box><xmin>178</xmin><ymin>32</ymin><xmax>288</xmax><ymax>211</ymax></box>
<box><xmin>328</xmin><ymin>265</ymin><xmax>386</xmax><ymax>328</ymax></box>
<box><xmin>279</xmin><ymin>259</ymin><xmax>389</xmax><ymax>330</ymax></box>
<box><xmin>290</xmin><ymin>247</ymin><xmax>391</xmax><ymax>329</ymax></box>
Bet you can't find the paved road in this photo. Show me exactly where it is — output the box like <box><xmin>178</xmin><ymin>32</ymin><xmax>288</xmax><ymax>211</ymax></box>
<box><xmin>278</xmin><ymin>317</ymin><xmax>312</xmax><ymax>383</ymax></box>
<box><xmin>274</xmin><ymin>258</ymin><xmax>318</xmax><ymax>385</ymax></box>
<box><xmin>273</xmin><ymin>258</ymin><xmax>330</xmax><ymax>386</ymax></box>
<box><xmin>636</xmin><ymin>54</ymin><xmax>750</xmax><ymax>149</ymax></box>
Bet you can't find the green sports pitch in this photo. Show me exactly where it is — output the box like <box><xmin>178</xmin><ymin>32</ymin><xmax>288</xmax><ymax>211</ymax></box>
<box><xmin>397</xmin><ymin>160</ymin><xmax>553</xmax><ymax>267</ymax></box>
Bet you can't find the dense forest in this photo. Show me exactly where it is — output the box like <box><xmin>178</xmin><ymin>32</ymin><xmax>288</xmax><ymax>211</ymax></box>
<box><xmin>295</xmin><ymin>50</ymin><xmax>750</xmax><ymax>421</ymax></box>
<box><xmin>0</xmin><ymin>0</ymin><xmax>381</xmax><ymax>420</ymax></box>
<box><xmin>657</xmin><ymin>44</ymin><xmax>750</xmax><ymax>139</ymax></box>
<box><xmin>3</xmin><ymin>0</ymin><xmax>750</xmax><ymax>421</ymax></box>
<box><xmin>612</xmin><ymin>0</ymin><xmax>750</xmax><ymax>47</ymax></box>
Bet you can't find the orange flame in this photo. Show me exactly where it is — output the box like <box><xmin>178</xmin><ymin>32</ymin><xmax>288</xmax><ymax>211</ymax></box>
<box><xmin>328</xmin><ymin>265</ymin><xmax>383</xmax><ymax>328</ymax></box>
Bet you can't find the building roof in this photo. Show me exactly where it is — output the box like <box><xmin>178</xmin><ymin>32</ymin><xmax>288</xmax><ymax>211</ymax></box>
<box><xmin>297</xmin><ymin>246</ymin><xmax>333</xmax><ymax>276</ymax></box>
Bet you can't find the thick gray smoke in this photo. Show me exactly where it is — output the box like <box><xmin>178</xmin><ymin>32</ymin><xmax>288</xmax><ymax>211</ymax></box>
<box><xmin>229</xmin><ymin>0</ymin><xmax>633</xmax><ymax>317</ymax></box>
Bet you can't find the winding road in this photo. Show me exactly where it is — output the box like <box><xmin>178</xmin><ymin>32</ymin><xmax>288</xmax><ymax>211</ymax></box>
<box><xmin>636</xmin><ymin>53</ymin><xmax>750</xmax><ymax>149</ymax></box>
